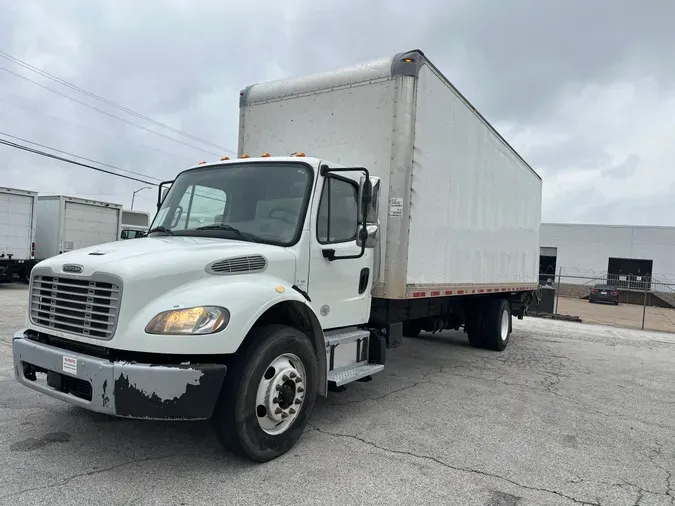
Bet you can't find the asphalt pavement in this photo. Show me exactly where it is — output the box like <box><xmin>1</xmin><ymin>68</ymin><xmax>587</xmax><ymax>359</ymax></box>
<box><xmin>1</xmin><ymin>284</ymin><xmax>674</xmax><ymax>505</ymax></box>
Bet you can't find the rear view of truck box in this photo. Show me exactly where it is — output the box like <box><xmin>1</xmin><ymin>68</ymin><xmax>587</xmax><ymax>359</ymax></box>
<box><xmin>239</xmin><ymin>49</ymin><xmax>541</xmax><ymax>299</ymax></box>
<box><xmin>35</xmin><ymin>196</ymin><xmax>123</xmax><ymax>259</ymax></box>
<box><xmin>0</xmin><ymin>187</ymin><xmax>37</xmax><ymax>281</ymax></box>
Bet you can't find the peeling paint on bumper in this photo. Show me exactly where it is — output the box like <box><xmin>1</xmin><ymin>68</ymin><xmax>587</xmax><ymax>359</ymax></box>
<box><xmin>12</xmin><ymin>331</ymin><xmax>227</xmax><ymax>420</ymax></box>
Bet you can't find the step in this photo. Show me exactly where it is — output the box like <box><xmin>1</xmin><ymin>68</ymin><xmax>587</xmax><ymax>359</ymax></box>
<box><xmin>325</xmin><ymin>328</ymin><xmax>370</xmax><ymax>347</ymax></box>
<box><xmin>327</xmin><ymin>363</ymin><xmax>385</xmax><ymax>386</ymax></box>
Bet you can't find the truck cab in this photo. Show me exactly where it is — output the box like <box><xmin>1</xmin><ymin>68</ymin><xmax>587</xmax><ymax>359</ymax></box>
<box><xmin>13</xmin><ymin>155</ymin><xmax>382</xmax><ymax>462</ymax></box>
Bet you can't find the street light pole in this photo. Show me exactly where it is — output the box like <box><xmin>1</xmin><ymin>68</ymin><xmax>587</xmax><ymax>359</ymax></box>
<box><xmin>131</xmin><ymin>186</ymin><xmax>151</xmax><ymax>210</ymax></box>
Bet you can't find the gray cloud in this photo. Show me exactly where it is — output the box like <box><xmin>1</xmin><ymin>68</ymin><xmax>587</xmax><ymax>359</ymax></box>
<box><xmin>0</xmin><ymin>0</ymin><xmax>674</xmax><ymax>222</ymax></box>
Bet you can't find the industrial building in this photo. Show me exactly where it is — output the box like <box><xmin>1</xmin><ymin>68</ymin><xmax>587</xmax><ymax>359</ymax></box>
<box><xmin>539</xmin><ymin>223</ymin><xmax>675</xmax><ymax>290</ymax></box>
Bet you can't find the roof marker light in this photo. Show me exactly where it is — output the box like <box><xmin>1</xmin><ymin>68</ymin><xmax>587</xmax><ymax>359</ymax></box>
<box><xmin>198</xmin><ymin>161</ymin><xmax>207</xmax><ymax>165</ymax></box>
<box><xmin>261</xmin><ymin>153</ymin><xmax>271</xmax><ymax>158</ymax></box>
<box><xmin>295</xmin><ymin>152</ymin><xmax>306</xmax><ymax>157</ymax></box>
<box><xmin>221</xmin><ymin>156</ymin><xmax>230</xmax><ymax>161</ymax></box>
<box><xmin>240</xmin><ymin>154</ymin><xmax>250</xmax><ymax>159</ymax></box>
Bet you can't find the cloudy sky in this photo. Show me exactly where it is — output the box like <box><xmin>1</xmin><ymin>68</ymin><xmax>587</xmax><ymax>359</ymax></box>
<box><xmin>1</xmin><ymin>0</ymin><xmax>674</xmax><ymax>224</ymax></box>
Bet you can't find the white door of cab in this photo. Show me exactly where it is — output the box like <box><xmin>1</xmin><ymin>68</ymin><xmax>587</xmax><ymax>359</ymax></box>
<box><xmin>307</xmin><ymin>170</ymin><xmax>373</xmax><ymax>329</ymax></box>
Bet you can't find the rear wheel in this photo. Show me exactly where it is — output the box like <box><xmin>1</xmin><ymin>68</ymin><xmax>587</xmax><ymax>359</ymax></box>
<box><xmin>483</xmin><ymin>299</ymin><xmax>511</xmax><ymax>351</ymax></box>
<box><xmin>213</xmin><ymin>325</ymin><xmax>318</xmax><ymax>462</ymax></box>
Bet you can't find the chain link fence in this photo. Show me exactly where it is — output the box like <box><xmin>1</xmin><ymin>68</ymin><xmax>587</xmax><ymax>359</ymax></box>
<box><xmin>529</xmin><ymin>268</ymin><xmax>675</xmax><ymax>333</ymax></box>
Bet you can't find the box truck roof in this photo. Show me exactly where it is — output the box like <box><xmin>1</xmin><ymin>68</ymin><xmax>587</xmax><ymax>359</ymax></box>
<box><xmin>240</xmin><ymin>49</ymin><xmax>539</xmax><ymax>181</ymax></box>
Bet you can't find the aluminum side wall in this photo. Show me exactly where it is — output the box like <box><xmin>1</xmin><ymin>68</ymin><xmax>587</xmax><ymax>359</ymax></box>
<box><xmin>406</xmin><ymin>64</ymin><xmax>541</xmax><ymax>289</ymax></box>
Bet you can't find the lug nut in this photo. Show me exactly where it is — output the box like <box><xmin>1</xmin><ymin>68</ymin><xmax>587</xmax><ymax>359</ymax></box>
<box><xmin>290</xmin><ymin>372</ymin><xmax>297</xmax><ymax>379</ymax></box>
<box><xmin>275</xmin><ymin>408</ymin><xmax>282</xmax><ymax>414</ymax></box>
<box><xmin>294</xmin><ymin>399</ymin><xmax>301</xmax><ymax>405</ymax></box>
<box><xmin>298</xmin><ymin>387</ymin><xmax>304</xmax><ymax>393</ymax></box>
<box><xmin>276</xmin><ymin>385</ymin><xmax>281</xmax><ymax>391</ymax></box>
<box><xmin>273</xmin><ymin>397</ymin><xmax>278</xmax><ymax>403</ymax></box>
<box><xmin>283</xmin><ymin>375</ymin><xmax>289</xmax><ymax>382</ymax></box>
<box><xmin>289</xmin><ymin>408</ymin><xmax>296</xmax><ymax>414</ymax></box>
<box><xmin>295</xmin><ymin>377</ymin><xmax>302</xmax><ymax>383</ymax></box>
<box><xmin>281</xmin><ymin>412</ymin><xmax>289</xmax><ymax>419</ymax></box>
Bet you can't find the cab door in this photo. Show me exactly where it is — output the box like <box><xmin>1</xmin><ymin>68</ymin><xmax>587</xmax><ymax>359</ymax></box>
<box><xmin>307</xmin><ymin>168</ymin><xmax>373</xmax><ymax>329</ymax></box>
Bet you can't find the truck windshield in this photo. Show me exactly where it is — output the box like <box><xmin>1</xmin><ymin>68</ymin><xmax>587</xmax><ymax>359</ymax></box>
<box><xmin>150</xmin><ymin>162</ymin><xmax>313</xmax><ymax>246</ymax></box>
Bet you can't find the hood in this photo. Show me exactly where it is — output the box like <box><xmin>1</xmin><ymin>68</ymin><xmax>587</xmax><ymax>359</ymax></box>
<box><xmin>35</xmin><ymin>236</ymin><xmax>297</xmax><ymax>285</ymax></box>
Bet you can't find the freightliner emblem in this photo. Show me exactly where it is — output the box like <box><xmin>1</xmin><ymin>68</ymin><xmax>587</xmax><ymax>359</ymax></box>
<box><xmin>62</xmin><ymin>264</ymin><xmax>83</xmax><ymax>273</ymax></box>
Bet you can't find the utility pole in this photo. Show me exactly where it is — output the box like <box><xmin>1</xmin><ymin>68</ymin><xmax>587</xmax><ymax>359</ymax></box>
<box><xmin>131</xmin><ymin>186</ymin><xmax>151</xmax><ymax>210</ymax></box>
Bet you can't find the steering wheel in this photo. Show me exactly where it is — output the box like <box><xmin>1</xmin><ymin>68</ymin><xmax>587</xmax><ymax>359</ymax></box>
<box><xmin>268</xmin><ymin>208</ymin><xmax>295</xmax><ymax>225</ymax></box>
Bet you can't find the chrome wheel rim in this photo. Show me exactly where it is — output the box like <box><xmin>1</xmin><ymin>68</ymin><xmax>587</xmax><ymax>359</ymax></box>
<box><xmin>500</xmin><ymin>308</ymin><xmax>510</xmax><ymax>341</ymax></box>
<box><xmin>255</xmin><ymin>353</ymin><xmax>306</xmax><ymax>435</ymax></box>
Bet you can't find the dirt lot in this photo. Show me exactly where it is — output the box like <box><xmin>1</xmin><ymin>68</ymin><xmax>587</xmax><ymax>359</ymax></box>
<box><xmin>557</xmin><ymin>297</ymin><xmax>675</xmax><ymax>333</ymax></box>
<box><xmin>1</xmin><ymin>284</ymin><xmax>675</xmax><ymax>505</ymax></box>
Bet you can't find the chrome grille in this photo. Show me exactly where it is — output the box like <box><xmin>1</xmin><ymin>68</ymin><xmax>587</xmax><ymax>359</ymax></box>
<box><xmin>30</xmin><ymin>274</ymin><xmax>120</xmax><ymax>340</ymax></box>
<box><xmin>206</xmin><ymin>255</ymin><xmax>267</xmax><ymax>275</ymax></box>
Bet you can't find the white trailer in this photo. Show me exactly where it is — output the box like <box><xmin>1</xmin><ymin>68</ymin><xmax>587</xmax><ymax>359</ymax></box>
<box><xmin>34</xmin><ymin>195</ymin><xmax>122</xmax><ymax>259</ymax></box>
<box><xmin>0</xmin><ymin>186</ymin><xmax>37</xmax><ymax>282</ymax></box>
<box><xmin>238</xmin><ymin>49</ymin><xmax>542</xmax><ymax>310</ymax></box>
<box><xmin>12</xmin><ymin>49</ymin><xmax>541</xmax><ymax>463</ymax></box>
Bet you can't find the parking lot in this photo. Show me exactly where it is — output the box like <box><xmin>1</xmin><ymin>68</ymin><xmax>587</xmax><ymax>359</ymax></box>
<box><xmin>1</xmin><ymin>285</ymin><xmax>675</xmax><ymax>506</ymax></box>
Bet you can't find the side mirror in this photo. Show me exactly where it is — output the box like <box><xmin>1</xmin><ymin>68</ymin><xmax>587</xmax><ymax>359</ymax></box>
<box><xmin>364</xmin><ymin>177</ymin><xmax>380</xmax><ymax>224</ymax></box>
<box><xmin>356</xmin><ymin>224</ymin><xmax>380</xmax><ymax>249</ymax></box>
<box><xmin>157</xmin><ymin>181</ymin><xmax>173</xmax><ymax>210</ymax></box>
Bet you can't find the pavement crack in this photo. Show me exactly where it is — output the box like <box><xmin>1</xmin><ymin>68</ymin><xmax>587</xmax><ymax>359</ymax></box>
<box><xmin>0</xmin><ymin>452</ymin><xmax>179</xmax><ymax>500</ymax></box>
<box><xmin>309</xmin><ymin>423</ymin><xmax>600</xmax><ymax>505</ymax></box>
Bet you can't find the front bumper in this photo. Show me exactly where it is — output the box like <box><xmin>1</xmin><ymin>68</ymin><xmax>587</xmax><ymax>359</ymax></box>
<box><xmin>12</xmin><ymin>330</ymin><xmax>227</xmax><ymax>420</ymax></box>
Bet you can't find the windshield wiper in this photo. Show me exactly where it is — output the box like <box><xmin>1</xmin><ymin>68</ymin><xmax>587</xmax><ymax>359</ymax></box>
<box><xmin>147</xmin><ymin>226</ymin><xmax>175</xmax><ymax>236</ymax></box>
<box><xmin>195</xmin><ymin>224</ymin><xmax>257</xmax><ymax>242</ymax></box>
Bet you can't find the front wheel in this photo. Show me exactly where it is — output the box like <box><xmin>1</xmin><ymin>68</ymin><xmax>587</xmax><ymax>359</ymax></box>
<box><xmin>213</xmin><ymin>325</ymin><xmax>318</xmax><ymax>462</ymax></box>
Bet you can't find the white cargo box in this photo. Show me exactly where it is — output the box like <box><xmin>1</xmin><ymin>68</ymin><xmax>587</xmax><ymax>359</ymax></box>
<box><xmin>0</xmin><ymin>186</ymin><xmax>37</xmax><ymax>261</ymax></box>
<box><xmin>239</xmin><ymin>49</ymin><xmax>542</xmax><ymax>299</ymax></box>
<box><xmin>35</xmin><ymin>195</ymin><xmax>123</xmax><ymax>259</ymax></box>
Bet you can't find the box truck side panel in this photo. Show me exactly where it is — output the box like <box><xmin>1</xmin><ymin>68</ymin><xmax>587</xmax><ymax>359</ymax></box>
<box><xmin>63</xmin><ymin>202</ymin><xmax>120</xmax><ymax>252</ymax></box>
<box><xmin>407</xmin><ymin>64</ymin><xmax>541</xmax><ymax>289</ymax></box>
<box><xmin>241</xmin><ymin>76</ymin><xmax>397</xmax><ymax>285</ymax></box>
<box><xmin>0</xmin><ymin>191</ymin><xmax>35</xmax><ymax>260</ymax></box>
<box><xmin>34</xmin><ymin>197</ymin><xmax>60</xmax><ymax>259</ymax></box>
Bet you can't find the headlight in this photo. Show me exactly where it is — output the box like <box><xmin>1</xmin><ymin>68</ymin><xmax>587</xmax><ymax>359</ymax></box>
<box><xmin>145</xmin><ymin>306</ymin><xmax>230</xmax><ymax>335</ymax></box>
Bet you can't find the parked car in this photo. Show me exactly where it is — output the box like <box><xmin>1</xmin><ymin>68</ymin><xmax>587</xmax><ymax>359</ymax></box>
<box><xmin>589</xmin><ymin>284</ymin><xmax>619</xmax><ymax>305</ymax></box>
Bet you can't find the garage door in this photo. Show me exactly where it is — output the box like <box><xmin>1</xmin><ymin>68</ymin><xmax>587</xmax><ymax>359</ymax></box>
<box><xmin>0</xmin><ymin>192</ymin><xmax>34</xmax><ymax>260</ymax></box>
<box><xmin>63</xmin><ymin>202</ymin><xmax>120</xmax><ymax>252</ymax></box>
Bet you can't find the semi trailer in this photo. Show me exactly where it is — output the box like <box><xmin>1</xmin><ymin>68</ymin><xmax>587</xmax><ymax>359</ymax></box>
<box><xmin>0</xmin><ymin>186</ymin><xmax>37</xmax><ymax>282</ymax></box>
<box><xmin>12</xmin><ymin>49</ymin><xmax>542</xmax><ymax>462</ymax></box>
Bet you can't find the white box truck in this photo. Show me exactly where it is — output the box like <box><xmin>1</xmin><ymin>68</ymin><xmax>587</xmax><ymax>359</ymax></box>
<box><xmin>0</xmin><ymin>186</ymin><xmax>37</xmax><ymax>282</ymax></box>
<box><xmin>34</xmin><ymin>195</ymin><xmax>123</xmax><ymax>259</ymax></box>
<box><xmin>12</xmin><ymin>49</ymin><xmax>541</xmax><ymax>462</ymax></box>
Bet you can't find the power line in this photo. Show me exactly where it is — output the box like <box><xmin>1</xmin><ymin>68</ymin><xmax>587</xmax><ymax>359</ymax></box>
<box><xmin>0</xmin><ymin>50</ymin><xmax>235</xmax><ymax>155</ymax></box>
<box><xmin>0</xmin><ymin>98</ymin><xmax>194</xmax><ymax>161</ymax></box>
<box><xmin>1</xmin><ymin>67</ymin><xmax>223</xmax><ymax>157</ymax></box>
<box><xmin>0</xmin><ymin>135</ymin><xmax>226</xmax><ymax>206</ymax></box>
<box><xmin>0</xmin><ymin>137</ymin><xmax>158</xmax><ymax>186</ymax></box>
<box><xmin>0</xmin><ymin>131</ymin><xmax>162</xmax><ymax>182</ymax></box>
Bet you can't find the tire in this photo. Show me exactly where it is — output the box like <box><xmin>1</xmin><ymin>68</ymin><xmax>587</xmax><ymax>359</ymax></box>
<box><xmin>213</xmin><ymin>324</ymin><xmax>318</xmax><ymax>462</ymax></box>
<box><xmin>482</xmin><ymin>298</ymin><xmax>511</xmax><ymax>352</ymax></box>
<box><xmin>402</xmin><ymin>320</ymin><xmax>422</xmax><ymax>338</ymax></box>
